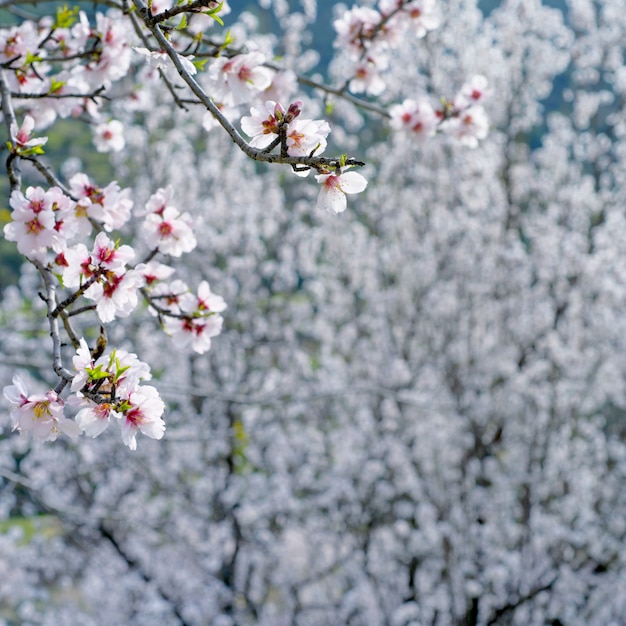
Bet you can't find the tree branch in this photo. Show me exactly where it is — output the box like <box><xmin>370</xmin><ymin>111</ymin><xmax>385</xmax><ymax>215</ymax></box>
<box><xmin>132</xmin><ymin>0</ymin><xmax>365</xmax><ymax>172</ymax></box>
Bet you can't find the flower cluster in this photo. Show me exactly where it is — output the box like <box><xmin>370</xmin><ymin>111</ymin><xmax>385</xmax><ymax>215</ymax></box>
<box><xmin>3</xmin><ymin>176</ymin><xmax>136</xmax><ymax>264</ymax></box>
<box><xmin>315</xmin><ymin>168</ymin><xmax>369</xmax><ymax>215</ymax></box>
<box><xmin>331</xmin><ymin>3</ymin><xmax>489</xmax><ymax>148</ymax></box>
<box><xmin>139</xmin><ymin>186</ymin><xmax>197</xmax><ymax>257</ymax></box>
<box><xmin>0</xmin><ymin>1</ymin><xmax>487</xmax><ymax>450</ymax></box>
<box><xmin>68</xmin><ymin>173</ymin><xmax>133</xmax><ymax>233</ymax></box>
<box><xmin>209</xmin><ymin>51</ymin><xmax>274</xmax><ymax>106</ymax></box>
<box><xmin>242</xmin><ymin>101</ymin><xmax>367</xmax><ymax>212</ymax></box>
<box><xmin>241</xmin><ymin>100</ymin><xmax>330</xmax><ymax>156</ymax></box>
<box><xmin>334</xmin><ymin>0</ymin><xmax>440</xmax><ymax>96</ymax></box>
<box><xmin>2</xmin><ymin>344</ymin><xmax>165</xmax><ymax>450</ymax></box>
<box><xmin>70</xmin><ymin>339</ymin><xmax>165</xmax><ymax>450</ymax></box>
<box><xmin>2</xmin><ymin>176</ymin><xmax>226</xmax><ymax>445</ymax></box>
<box><xmin>1</xmin><ymin>10</ymin><xmax>132</xmax><ymax>128</ymax></box>
<box><xmin>62</xmin><ymin>232</ymin><xmax>143</xmax><ymax>323</ymax></box>
<box><xmin>389</xmin><ymin>74</ymin><xmax>490</xmax><ymax>147</ymax></box>
<box><xmin>148</xmin><ymin>280</ymin><xmax>227</xmax><ymax>355</ymax></box>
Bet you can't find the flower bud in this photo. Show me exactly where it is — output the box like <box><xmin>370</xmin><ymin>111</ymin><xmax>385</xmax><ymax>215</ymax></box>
<box><xmin>286</xmin><ymin>100</ymin><xmax>302</xmax><ymax>122</ymax></box>
<box><xmin>273</xmin><ymin>102</ymin><xmax>286</xmax><ymax>122</ymax></box>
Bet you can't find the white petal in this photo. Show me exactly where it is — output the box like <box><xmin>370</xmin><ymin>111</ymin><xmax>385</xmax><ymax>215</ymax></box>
<box><xmin>317</xmin><ymin>186</ymin><xmax>347</xmax><ymax>214</ymax></box>
<box><xmin>339</xmin><ymin>171</ymin><xmax>368</xmax><ymax>194</ymax></box>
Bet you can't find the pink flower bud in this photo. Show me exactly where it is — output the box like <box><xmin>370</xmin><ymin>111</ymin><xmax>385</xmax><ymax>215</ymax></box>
<box><xmin>273</xmin><ymin>102</ymin><xmax>286</xmax><ymax>122</ymax></box>
<box><xmin>286</xmin><ymin>100</ymin><xmax>302</xmax><ymax>122</ymax></box>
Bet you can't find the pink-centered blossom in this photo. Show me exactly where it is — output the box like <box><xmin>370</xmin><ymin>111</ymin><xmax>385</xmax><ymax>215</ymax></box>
<box><xmin>63</xmin><ymin>231</ymin><xmax>135</xmax><ymax>289</ymax></box>
<box><xmin>441</xmin><ymin>105</ymin><xmax>489</xmax><ymax>148</ymax></box>
<box><xmin>85</xmin><ymin>268</ymin><xmax>144</xmax><ymax>323</ymax></box>
<box><xmin>10</xmin><ymin>114</ymin><xmax>48</xmax><ymax>150</ymax></box>
<box><xmin>4</xmin><ymin>186</ymin><xmax>60</xmax><ymax>259</ymax></box>
<box><xmin>241</xmin><ymin>100</ymin><xmax>284</xmax><ymax>149</ymax></box>
<box><xmin>142</xmin><ymin>185</ymin><xmax>175</xmax><ymax>217</ymax></box>
<box><xmin>389</xmin><ymin>98</ymin><xmax>439</xmax><ymax>140</ymax></box>
<box><xmin>334</xmin><ymin>7</ymin><xmax>382</xmax><ymax>59</ymax></box>
<box><xmin>91</xmin><ymin>231</ymin><xmax>134</xmax><ymax>270</ymax></box>
<box><xmin>46</xmin><ymin>185</ymin><xmax>77</xmax><ymax>244</ymax></box>
<box><xmin>454</xmin><ymin>74</ymin><xmax>490</xmax><ymax>110</ymax></box>
<box><xmin>93</xmin><ymin>120</ymin><xmax>125</xmax><ymax>153</ymax></box>
<box><xmin>62</xmin><ymin>242</ymin><xmax>94</xmax><ymax>288</ymax></box>
<box><xmin>348</xmin><ymin>57</ymin><xmax>387</xmax><ymax>96</ymax></box>
<box><xmin>162</xmin><ymin>280</ymin><xmax>226</xmax><ymax>354</ymax></box>
<box><xmin>315</xmin><ymin>168</ymin><xmax>368</xmax><ymax>214</ymax></box>
<box><xmin>119</xmin><ymin>385</ymin><xmax>165</xmax><ymax>450</ymax></box>
<box><xmin>286</xmin><ymin>118</ymin><xmax>330</xmax><ymax>157</ymax></box>
<box><xmin>147</xmin><ymin>279</ymin><xmax>190</xmax><ymax>317</ymax></box>
<box><xmin>3</xmin><ymin>375</ymin><xmax>81</xmax><ymax>441</ymax></box>
<box><xmin>139</xmin><ymin>260</ymin><xmax>176</xmax><ymax>287</ymax></box>
<box><xmin>68</xmin><ymin>173</ymin><xmax>133</xmax><ymax>233</ymax></box>
<box><xmin>71</xmin><ymin>395</ymin><xmax>119</xmax><ymax>438</ymax></box>
<box><xmin>165</xmin><ymin>313</ymin><xmax>224</xmax><ymax>355</ymax></box>
<box><xmin>209</xmin><ymin>52</ymin><xmax>274</xmax><ymax>106</ymax></box>
<box><xmin>142</xmin><ymin>205</ymin><xmax>197</xmax><ymax>257</ymax></box>
<box><xmin>179</xmin><ymin>280</ymin><xmax>227</xmax><ymax>316</ymax></box>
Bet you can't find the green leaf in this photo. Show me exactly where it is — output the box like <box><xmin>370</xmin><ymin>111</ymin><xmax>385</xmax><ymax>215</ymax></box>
<box><xmin>205</xmin><ymin>12</ymin><xmax>224</xmax><ymax>26</ymax></box>
<box><xmin>177</xmin><ymin>14</ymin><xmax>188</xmax><ymax>30</ymax></box>
<box><xmin>116</xmin><ymin>399</ymin><xmax>132</xmax><ymax>413</ymax></box>
<box><xmin>112</xmin><ymin>355</ymin><xmax>131</xmax><ymax>382</ymax></box>
<box><xmin>192</xmin><ymin>58</ymin><xmax>209</xmax><ymax>71</ymax></box>
<box><xmin>219</xmin><ymin>29</ymin><xmax>234</xmax><ymax>50</ymax></box>
<box><xmin>19</xmin><ymin>145</ymin><xmax>46</xmax><ymax>157</ymax></box>
<box><xmin>86</xmin><ymin>365</ymin><xmax>110</xmax><ymax>381</ymax></box>
<box><xmin>204</xmin><ymin>2</ymin><xmax>225</xmax><ymax>26</ymax></box>
<box><xmin>24</xmin><ymin>51</ymin><xmax>43</xmax><ymax>66</ymax></box>
<box><xmin>49</xmin><ymin>77</ymin><xmax>67</xmax><ymax>94</ymax></box>
<box><xmin>53</xmin><ymin>5</ymin><xmax>79</xmax><ymax>29</ymax></box>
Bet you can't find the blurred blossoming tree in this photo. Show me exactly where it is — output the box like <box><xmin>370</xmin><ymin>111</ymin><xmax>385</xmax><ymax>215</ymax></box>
<box><xmin>2</xmin><ymin>0</ymin><xmax>626</xmax><ymax>625</ymax></box>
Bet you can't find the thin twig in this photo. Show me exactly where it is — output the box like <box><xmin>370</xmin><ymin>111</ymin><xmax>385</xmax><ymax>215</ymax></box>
<box><xmin>148</xmin><ymin>0</ymin><xmax>216</xmax><ymax>25</ymax></box>
<box><xmin>52</xmin><ymin>274</ymin><xmax>99</xmax><ymax>318</ymax></box>
<box><xmin>0</xmin><ymin>69</ymin><xmax>21</xmax><ymax>191</ymax></box>
<box><xmin>34</xmin><ymin>261</ymin><xmax>74</xmax><ymax>383</ymax></box>
<box><xmin>22</xmin><ymin>155</ymin><xmax>74</xmax><ymax>196</ymax></box>
<box><xmin>126</xmin><ymin>1</ymin><xmax>190</xmax><ymax>110</ymax></box>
